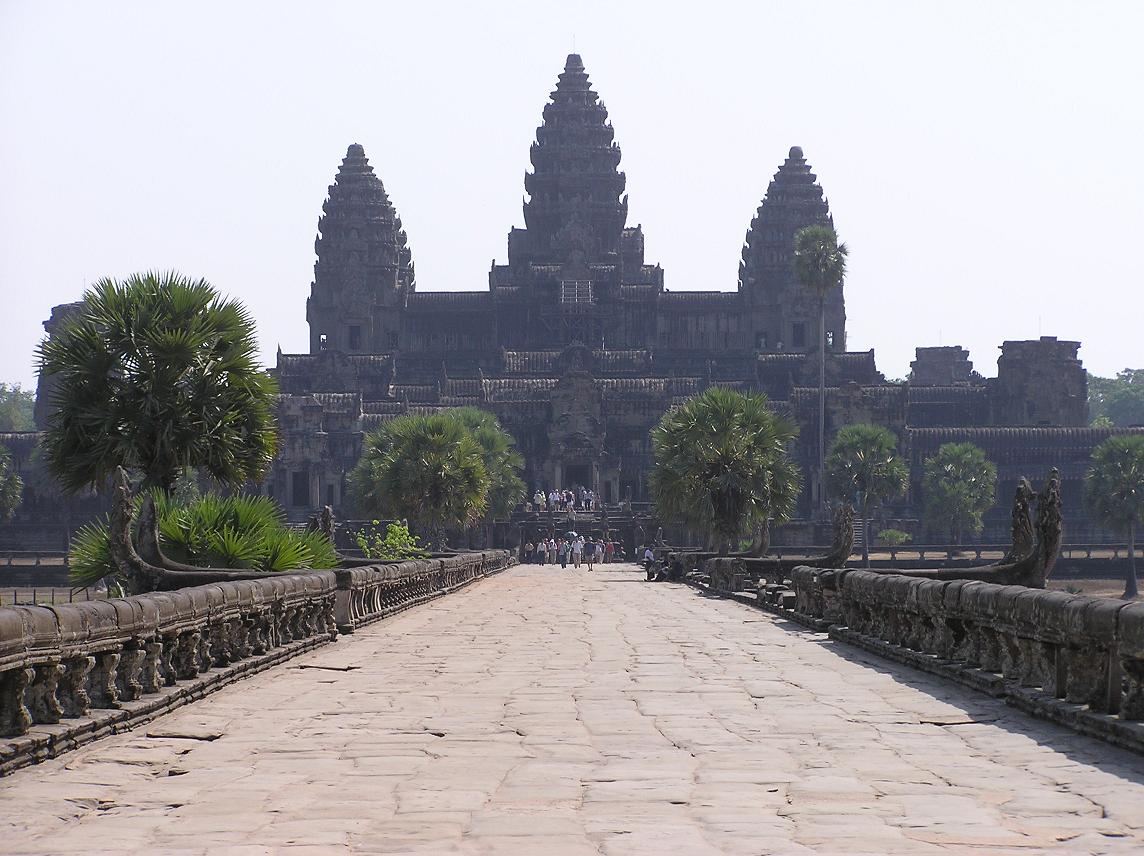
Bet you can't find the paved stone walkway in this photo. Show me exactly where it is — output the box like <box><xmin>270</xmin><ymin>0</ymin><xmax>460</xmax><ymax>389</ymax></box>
<box><xmin>3</xmin><ymin>564</ymin><xmax>1144</xmax><ymax>854</ymax></box>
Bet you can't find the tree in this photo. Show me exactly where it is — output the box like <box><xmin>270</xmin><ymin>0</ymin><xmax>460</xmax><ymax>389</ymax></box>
<box><xmin>0</xmin><ymin>384</ymin><xmax>35</xmax><ymax>432</ymax></box>
<box><xmin>1089</xmin><ymin>369</ymin><xmax>1144</xmax><ymax>427</ymax></box>
<box><xmin>825</xmin><ymin>424</ymin><xmax>908</xmax><ymax>568</ymax></box>
<box><xmin>348</xmin><ymin>412</ymin><xmax>490</xmax><ymax>548</ymax></box>
<box><xmin>449</xmin><ymin>407</ymin><xmax>526</xmax><ymax>520</ymax></box>
<box><xmin>1084</xmin><ymin>435</ymin><xmax>1144</xmax><ymax>599</ymax></box>
<box><xmin>649</xmin><ymin>387</ymin><xmax>801</xmax><ymax>553</ymax></box>
<box><xmin>921</xmin><ymin>442</ymin><xmax>997</xmax><ymax>543</ymax></box>
<box><xmin>793</xmin><ymin>224</ymin><xmax>848</xmax><ymax>515</ymax></box>
<box><xmin>35</xmin><ymin>271</ymin><xmax>279</xmax><ymax>495</ymax></box>
<box><xmin>0</xmin><ymin>444</ymin><xmax>23</xmax><ymax>521</ymax></box>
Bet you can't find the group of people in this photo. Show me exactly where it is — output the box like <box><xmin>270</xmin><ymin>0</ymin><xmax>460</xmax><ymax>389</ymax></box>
<box><xmin>523</xmin><ymin>535</ymin><xmax>623</xmax><ymax>570</ymax></box>
<box><xmin>528</xmin><ymin>486</ymin><xmax>597</xmax><ymax>513</ymax></box>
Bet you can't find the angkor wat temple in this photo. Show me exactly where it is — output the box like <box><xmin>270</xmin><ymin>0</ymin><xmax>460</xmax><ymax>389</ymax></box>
<box><xmin>15</xmin><ymin>54</ymin><xmax>1141</xmax><ymax>544</ymax></box>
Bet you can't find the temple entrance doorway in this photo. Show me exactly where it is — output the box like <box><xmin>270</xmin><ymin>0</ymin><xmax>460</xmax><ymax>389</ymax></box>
<box><xmin>564</xmin><ymin>463</ymin><xmax>591</xmax><ymax>491</ymax></box>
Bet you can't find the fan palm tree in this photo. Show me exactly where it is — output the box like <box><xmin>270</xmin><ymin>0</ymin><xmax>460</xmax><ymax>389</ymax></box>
<box><xmin>349</xmin><ymin>412</ymin><xmax>490</xmax><ymax>549</ymax></box>
<box><xmin>793</xmin><ymin>225</ymin><xmax>848</xmax><ymax>514</ymax></box>
<box><xmin>649</xmin><ymin>387</ymin><xmax>801</xmax><ymax>553</ymax></box>
<box><xmin>35</xmin><ymin>271</ymin><xmax>278</xmax><ymax>494</ymax></box>
<box><xmin>825</xmin><ymin>423</ymin><xmax>908</xmax><ymax>567</ymax></box>
<box><xmin>450</xmin><ymin>407</ymin><xmax>526</xmax><ymax>520</ymax></box>
<box><xmin>1085</xmin><ymin>435</ymin><xmax>1144</xmax><ymax>598</ymax></box>
<box><xmin>922</xmin><ymin>442</ymin><xmax>997</xmax><ymax>543</ymax></box>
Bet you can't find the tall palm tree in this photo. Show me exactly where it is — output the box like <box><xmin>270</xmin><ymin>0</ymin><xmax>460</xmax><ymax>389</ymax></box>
<box><xmin>793</xmin><ymin>225</ymin><xmax>848</xmax><ymax>514</ymax></box>
<box><xmin>1085</xmin><ymin>435</ymin><xmax>1144</xmax><ymax>599</ymax></box>
<box><xmin>649</xmin><ymin>387</ymin><xmax>801</xmax><ymax>553</ymax></box>
<box><xmin>921</xmin><ymin>442</ymin><xmax>997</xmax><ymax>543</ymax></box>
<box><xmin>349</xmin><ymin>412</ymin><xmax>490</xmax><ymax>549</ymax></box>
<box><xmin>825</xmin><ymin>423</ymin><xmax>908</xmax><ymax>567</ymax></box>
<box><xmin>35</xmin><ymin>271</ymin><xmax>278</xmax><ymax>494</ymax></box>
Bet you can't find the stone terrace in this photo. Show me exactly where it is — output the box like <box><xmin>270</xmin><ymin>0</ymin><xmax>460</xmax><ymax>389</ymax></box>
<box><xmin>3</xmin><ymin>564</ymin><xmax>1144</xmax><ymax>854</ymax></box>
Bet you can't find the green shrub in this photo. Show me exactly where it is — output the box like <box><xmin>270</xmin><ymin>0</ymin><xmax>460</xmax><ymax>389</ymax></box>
<box><xmin>355</xmin><ymin>520</ymin><xmax>428</xmax><ymax>561</ymax></box>
<box><xmin>69</xmin><ymin>492</ymin><xmax>337</xmax><ymax>588</ymax></box>
<box><xmin>877</xmin><ymin>528</ymin><xmax>912</xmax><ymax>547</ymax></box>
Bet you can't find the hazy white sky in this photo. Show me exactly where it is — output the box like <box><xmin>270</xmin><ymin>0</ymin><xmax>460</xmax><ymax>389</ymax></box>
<box><xmin>2</xmin><ymin>0</ymin><xmax>1141</xmax><ymax>391</ymax></box>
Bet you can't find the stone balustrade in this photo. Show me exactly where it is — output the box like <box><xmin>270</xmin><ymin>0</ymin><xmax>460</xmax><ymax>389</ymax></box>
<box><xmin>767</xmin><ymin>567</ymin><xmax>1144</xmax><ymax>750</ymax></box>
<box><xmin>0</xmin><ymin>550</ymin><xmax>512</xmax><ymax>772</ymax></box>
<box><xmin>334</xmin><ymin>552</ymin><xmax>510</xmax><ymax>632</ymax></box>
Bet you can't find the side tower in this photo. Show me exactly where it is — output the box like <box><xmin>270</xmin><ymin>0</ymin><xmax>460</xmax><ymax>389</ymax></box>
<box><xmin>306</xmin><ymin>143</ymin><xmax>414</xmax><ymax>354</ymax></box>
<box><xmin>739</xmin><ymin>147</ymin><xmax>845</xmax><ymax>354</ymax></box>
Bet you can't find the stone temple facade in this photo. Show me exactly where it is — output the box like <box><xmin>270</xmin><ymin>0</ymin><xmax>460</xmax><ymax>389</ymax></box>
<box><xmin>257</xmin><ymin>53</ymin><xmax>1140</xmax><ymax>537</ymax></box>
<box><xmin>21</xmin><ymin>54</ymin><xmax>1138</xmax><ymax>544</ymax></box>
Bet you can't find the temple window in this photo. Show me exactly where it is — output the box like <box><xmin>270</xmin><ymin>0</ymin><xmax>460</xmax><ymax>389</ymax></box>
<box><xmin>291</xmin><ymin>470</ymin><xmax>309</xmax><ymax>507</ymax></box>
<box><xmin>793</xmin><ymin>323</ymin><xmax>806</xmax><ymax>348</ymax></box>
<box><xmin>348</xmin><ymin>325</ymin><xmax>362</xmax><ymax>350</ymax></box>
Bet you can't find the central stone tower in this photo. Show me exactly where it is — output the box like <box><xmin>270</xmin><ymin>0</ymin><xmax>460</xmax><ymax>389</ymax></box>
<box><xmin>489</xmin><ymin>54</ymin><xmax>663</xmax><ymax>348</ymax></box>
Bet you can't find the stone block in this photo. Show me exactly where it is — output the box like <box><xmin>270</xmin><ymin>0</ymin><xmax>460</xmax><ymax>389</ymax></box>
<box><xmin>1065</xmin><ymin>597</ymin><xmax>1126</xmax><ymax>645</ymax></box>
<box><xmin>0</xmin><ymin>609</ymin><xmax>28</xmax><ymax>669</ymax></box>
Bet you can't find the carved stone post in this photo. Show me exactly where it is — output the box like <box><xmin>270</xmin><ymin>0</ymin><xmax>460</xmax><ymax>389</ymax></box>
<box><xmin>0</xmin><ymin>667</ymin><xmax>34</xmax><ymax>736</ymax></box>
<box><xmin>88</xmin><ymin>651</ymin><xmax>122</xmax><ymax>709</ymax></box>
<box><xmin>59</xmin><ymin>656</ymin><xmax>94</xmax><ymax>716</ymax></box>
<box><xmin>28</xmin><ymin>661</ymin><xmax>63</xmax><ymax>724</ymax></box>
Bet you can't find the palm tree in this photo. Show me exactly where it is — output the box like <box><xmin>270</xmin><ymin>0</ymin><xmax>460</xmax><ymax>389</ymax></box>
<box><xmin>35</xmin><ymin>271</ymin><xmax>278</xmax><ymax>494</ymax></box>
<box><xmin>348</xmin><ymin>412</ymin><xmax>490</xmax><ymax>549</ymax></box>
<box><xmin>0</xmin><ymin>444</ymin><xmax>23</xmax><ymax>521</ymax></box>
<box><xmin>1084</xmin><ymin>435</ymin><xmax>1144</xmax><ymax>599</ymax></box>
<box><xmin>450</xmin><ymin>407</ymin><xmax>526</xmax><ymax>520</ymax></box>
<box><xmin>825</xmin><ymin>424</ymin><xmax>908</xmax><ymax>568</ymax></box>
<box><xmin>921</xmin><ymin>442</ymin><xmax>997</xmax><ymax>543</ymax></box>
<box><xmin>649</xmin><ymin>387</ymin><xmax>801</xmax><ymax>553</ymax></box>
<box><xmin>793</xmin><ymin>225</ymin><xmax>848</xmax><ymax>515</ymax></box>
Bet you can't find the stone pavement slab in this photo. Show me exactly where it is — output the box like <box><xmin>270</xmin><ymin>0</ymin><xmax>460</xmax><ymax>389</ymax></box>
<box><xmin>2</xmin><ymin>563</ymin><xmax>1144</xmax><ymax>854</ymax></box>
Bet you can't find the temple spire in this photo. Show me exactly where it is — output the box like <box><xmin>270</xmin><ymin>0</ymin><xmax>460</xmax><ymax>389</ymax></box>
<box><xmin>305</xmin><ymin>143</ymin><xmax>414</xmax><ymax>354</ymax></box>
<box><xmin>516</xmin><ymin>54</ymin><xmax>628</xmax><ymax>266</ymax></box>
<box><xmin>739</xmin><ymin>146</ymin><xmax>845</xmax><ymax>353</ymax></box>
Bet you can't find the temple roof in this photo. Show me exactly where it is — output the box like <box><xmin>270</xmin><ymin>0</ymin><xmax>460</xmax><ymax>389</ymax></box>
<box><xmin>406</xmin><ymin>291</ymin><xmax>491</xmax><ymax>311</ymax></box>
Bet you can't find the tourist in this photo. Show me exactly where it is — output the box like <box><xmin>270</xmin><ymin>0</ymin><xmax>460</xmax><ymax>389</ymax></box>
<box><xmin>572</xmin><ymin>534</ymin><xmax>584</xmax><ymax>568</ymax></box>
<box><xmin>536</xmin><ymin>538</ymin><xmax>547</xmax><ymax>565</ymax></box>
<box><xmin>558</xmin><ymin>538</ymin><xmax>569</xmax><ymax>569</ymax></box>
<box><xmin>584</xmin><ymin>537</ymin><xmax>597</xmax><ymax>571</ymax></box>
<box><xmin>524</xmin><ymin>540</ymin><xmax>534</xmax><ymax>563</ymax></box>
<box><xmin>604</xmin><ymin>539</ymin><xmax>615</xmax><ymax>564</ymax></box>
<box><xmin>534</xmin><ymin>489</ymin><xmax>545</xmax><ymax>511</ymax></box>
